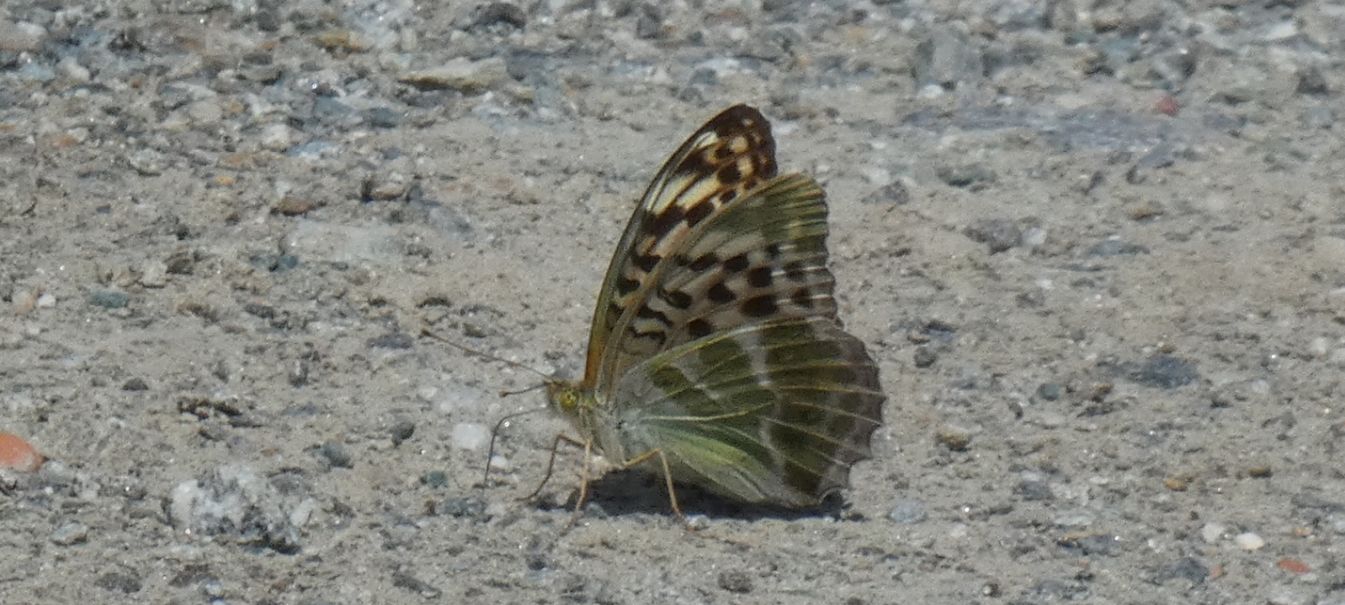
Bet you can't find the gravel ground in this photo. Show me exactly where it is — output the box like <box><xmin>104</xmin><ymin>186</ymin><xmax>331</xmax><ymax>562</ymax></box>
<box><xmin>2</xmin><ymin>1</ymin><xmax>1344</xmax><ymax>603</ymax></box>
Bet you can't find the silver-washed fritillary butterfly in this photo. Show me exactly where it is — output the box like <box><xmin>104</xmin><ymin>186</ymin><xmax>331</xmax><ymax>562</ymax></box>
<box><xmin>544</xmin><ymin>105</ymin><xmax>885</xmax><ymax>517</ymax></box>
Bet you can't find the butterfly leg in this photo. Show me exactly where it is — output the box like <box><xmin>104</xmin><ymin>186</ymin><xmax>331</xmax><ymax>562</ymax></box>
<box><xmin>565</xmin><ymin>438</ymin><xmax>596</xmax><ymax>528</ymax></box>
<box><xmin>619</xmin><ymin>448</ymin><xmax>688</xmax><ymax>527</ymax></box>
<box><xmin>523</xmin><ymin>433</ymin><xmax>589</xmax><ymax>502</ymax></box>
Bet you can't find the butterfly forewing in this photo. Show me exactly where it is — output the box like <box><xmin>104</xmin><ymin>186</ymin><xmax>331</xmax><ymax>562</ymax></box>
<box><xmin>609</xmin><ymin>317</ymin><xmax>884</xmax><ymax>506</ymax></box>
<box><xmin>652</xmin><ymin>173</ymin><xmax>839</xmax><ymax>350</ymax></box>
<box><xmin>583</xmin><ymin>105</ymin><xmax>778</xmax><ymax>395</ymax></box>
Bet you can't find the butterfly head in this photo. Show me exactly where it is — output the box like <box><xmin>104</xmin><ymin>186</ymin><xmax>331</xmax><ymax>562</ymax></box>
<box><xmin>543</xmin><ymin>379</ymin><xmax>590</xmax><ymax>416</ymax></box>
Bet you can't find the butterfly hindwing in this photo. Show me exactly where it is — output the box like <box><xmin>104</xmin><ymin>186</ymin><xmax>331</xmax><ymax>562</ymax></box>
<box><xmin>608</xmin><ymin>317</ymin><xmax>884</xmax><ymax>506</ymax></box>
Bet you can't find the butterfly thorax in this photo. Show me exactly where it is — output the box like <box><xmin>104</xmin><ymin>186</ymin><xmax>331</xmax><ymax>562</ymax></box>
<box><xmin>544</xmin><ymin>379</ymin><xmax>629</xmax><ymax>462</ymax></box>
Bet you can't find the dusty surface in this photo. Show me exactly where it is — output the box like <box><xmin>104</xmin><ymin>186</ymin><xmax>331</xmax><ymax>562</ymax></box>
<box><xmin>2</xmin><ymin>1</ymin><xmax>1344</xmax><ymax>603</ymax></box>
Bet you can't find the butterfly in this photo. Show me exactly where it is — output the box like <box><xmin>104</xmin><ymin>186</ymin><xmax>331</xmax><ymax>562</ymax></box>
<box><xmin>541</xmin><ymin>105</ymin><xmax>885</xmax><ymax>517</ymax></box>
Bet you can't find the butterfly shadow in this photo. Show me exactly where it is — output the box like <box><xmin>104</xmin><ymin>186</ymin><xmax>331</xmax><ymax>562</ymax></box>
<box><xmin>536</xmin><ymin>469</ymin><xmax>849</xmax><ymax>523</ymax></box>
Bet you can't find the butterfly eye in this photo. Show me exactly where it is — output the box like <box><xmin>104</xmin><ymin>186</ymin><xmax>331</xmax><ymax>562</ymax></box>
<box><xmin>556</xmin><ymin>389</ymin><xmax>579</xmax><ymax>412</ymax></box>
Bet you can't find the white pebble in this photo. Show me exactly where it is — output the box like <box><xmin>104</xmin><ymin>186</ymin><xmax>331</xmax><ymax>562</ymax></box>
<box><xmin>1234</xmin><ymin>532</ymin><xmax>1265</xmax><ymax>550</ymax></box>
<box><xmin>1308</xmin><ymin>337</ymin><xmax>1330</xmax><ymax>358</ymax></box>
<box><xmin>35</xmin><ymin>292</ymin><xmax>56</xmax><ymax>308</ymax></box>
<box><xmin>1201</xmin><ymin>522</ymin><xmax>1226</xmax><ymax>544</ymax></box>
<box><xmin>861</xmin><ymin>166</ymin><xmax>892</xmax><ymax>186</ymax></box>
<box><xmin>260</xmin><ymin>123</ymin><xmax>297</xmax><ymax>151</ymax></box>
<box><xmin>450</xmin><ymin>422</ymin><xmax>490</xmax><ymax>451</ymax></box>
<box><xmin>57</xmin><ymin>56</ymin><xmax>90</xmax><ymax>82</ymax></box>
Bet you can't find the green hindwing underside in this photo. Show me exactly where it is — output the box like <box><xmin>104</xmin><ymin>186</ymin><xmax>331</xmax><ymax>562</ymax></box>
<box><xmin>610</xmin><ymin>317</ymin><xmax>884</xmax><ymax>507</ymax></box>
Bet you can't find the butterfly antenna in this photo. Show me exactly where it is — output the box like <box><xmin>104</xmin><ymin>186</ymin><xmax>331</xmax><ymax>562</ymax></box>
<box><xmin>483</xmin><ymin>407</ymin><xmax>548</xmax><ymax>487</ymax></box>
<box><xmin>419</xmin><ymin>327</ymin><xmax>551</xmax><ymax>380</ymax></box>
<box><xmin>499</xmin><ymin>383</ymin><xmax>545</xmax><ymax>398</ymax></box>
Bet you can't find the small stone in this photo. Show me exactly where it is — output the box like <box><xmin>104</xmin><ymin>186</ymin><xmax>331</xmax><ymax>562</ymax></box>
<box><xmin>1163</xmin><ymin>476</ymin><xmax>1188</xmax><ymax>491</ymax></box>
<box><xmin>319</xmin><ymin>441</ymin><xmax>353</xmax><ymax>468</ymax></box>
<box><xmin>451</xmin><ymin>423</ymin><xmax>490</xmax><ymax>451</ymax></box>
<box><xmin>1276</xmin><ymin>558</ymin><xmax>1311</xmax><ymax>575</ymax></box>
<box><xmin>287</xmin><ymin>359</ymin><xmax>309</xmax><ymax>387</ymax></box>
<box><xmin>88</xmin><ymin>289</ymin><xmax>130</xmax><ymax>309</ymax></box>
<box><xmin>437</xmin><ymin>496</ymin><xmax>486</xmax><ymax>518</ymax></box>
<box><xmin>717</xmin><ymin>570</ymin><xmax>753</xmax><ymax>594</ymax></box>
<box><xmin>421</xmin><ymin>470</ymin><xmax>448</xmax><ymax>488</ymax></box>
<box><xmin>260</xmin><ymin>123</ymin><xmax>297</xmax><ymax>151</ymax></box>
<box><xmin>399</xmin><ymin>57</ymin><xmax>508</xmax><ymax>94</ymax></box>
<box><xmin>364</xmin><ymin>107</ymin><xmax>402</xmax><ymax>128</ymax></box>
<box><xmin>1157</xmin><ymin>557</ymin><xmax>1209</xmax><ymax>584</ymax></box>
<box><xmin>50</xmin><ymin>521</ymin><xmax>90</xmax><ymax>545</ymax></box>
<box><xmin>1128</xmin><ymin>355</ymin><xmax>1199</xmax><ymax>389</ymax></box>
<box><xmin>122</xmin><ymin>377</ymin><xmax>149</xmax><ymax>391</ymax></box>
<box><xmin>937</xmin><ymin>163</ymin><xmax>995</xmax><ymax>189</ymax></box>
<box><xmin>139</xmin><ymin>261</ymin><xmax>168</xmax><ymax>288</ymax></box>
<box><xmin>1246</xmin><ymin>465</ymin><xmax>1272</xmax><ymax>478</ymax></box>
<box><xmin>887</xmin><ymin>498</ymin><xmax>928</xmax><ymax>524</ymax></box>
<box><xmin>56</xmin><ymin>56</ymin><xmax>91</xmax><ymax>82</ymax></box>
<box><xmin>361</xmin><ymin>172</ymin><xmax>410</xmax><ymax>201</ymax></box>
<box><xmin>11</xmin><ymin>289</ymin><xmax>37</xmax><ymax>315</ymax></box>
<box><xmin>1296</xmin><ymin>66</ymin><xmax>1329</xmax><ymax>96</ymax></box>
<box><xmin>964</xmin><ymin>218</ymin><xmax>1021</xmax><ymax>253</ymax></box>
<box><xmin>862</xmin><ymin>180</ymin><xmax>911</xmax><ymax>205</ymax></box>
<box><xmin>0</xmin><ymin>432</ymin><xmax>44</xmax><ymax>472</ymax></box>
<box><xmin>185</xmin><ymin>100</ymin><xmax>222</xmax><ymax>124</ymax></box>
<box><xmin>1036</xmin><ymin>383</ymin><xmax>1063</xmax><ymax>401</ymax></box>
<box><xmin>1088</xmin><ymin>239</ymin><xmax>1149</xmax><ymax>257</ymax></box>
<box><xmin>389</xmin><ymin>420</ymin><xmax>416</xmax><ymax>446</ymax></box>
<box><xmin>1015</xmin><ymin>479</ymin><xmax>1054</xmax><ymax>501</ymax></box>
<box><xmin>912</xmin><ymin>346</ymin><xmax>938</xmax><ymax>368</ymax></box>
<box><xmin>472</xmin><ymin>2</ymin><xmax>527</xmax><ymax>29</ymax></box>
<box><xmin>95</xmin><ymin>572</ymin><xmax>142</xmax><ymax>594</ymax></box>
<box><xmin>1234</xmin><ymin>532</ymin><xmax>1265</xmax><ymax>551</ymax></box>
<box><xmin>635</xmin><ymin>4</ymin><xmax>663</xmax><ymax>39</ymax></box>
<box><xmin>311</xmin><ymin>29</ymin><xmax>370</xmax><ymax>52</ymax></box>
<box><xmin>935</xmin><ymin>427</ymin><xmax>972</xmax><ymax>451</ymax></box>
<box><xmin>0</xmin><ymin>21</ymin><xmax>46</xmax><ymax>52</ymax></box>
<box><xmin>1053</xmin><ymin>511</ymin><xmax>1094</xmax><ymax>528</ymax></box>
<box><xmin>273</xmin><ymin>196</ymin><xmax>319</xmax><ymax>216</ymax></box>
<box><xmin>1201</xmin><ymin>522</ymin><xmax>1226</xmax><ymax>544</ymax></box>
<box><xmin>914</xmin><ymin>26</ymin><xmax>984</xmax><ymax>89</ymax></box>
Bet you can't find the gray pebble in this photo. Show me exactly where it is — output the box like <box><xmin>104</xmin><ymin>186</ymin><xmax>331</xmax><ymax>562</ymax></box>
<box><xmin>862</xmin><ymin>180</ymin><xmax>911</xmax><ymax>205</ymax></box>
<box><xmin>94</xmin><ymin>572</ymin><xmax>142</xmax><ymax>594</ymax></box>
<box><xmin>50</xmin><ymin>521</ymin><xmax>90</xmax><ymax>545</ymax></box>
<box><xmin>1036</xmin><ymin>382</ymin><xmax>1063</xmax><ymax>401</ymax></box>
<box><xmin>912</xmin><ymin>346</ymin><xmax>938</xmax><ymax>368</ymax></box>
<box><xmin>1014</xmin><ymin>479</ymin><xmax>1054</xmax><ymax>501</ymax></box>
<box><xmin>936</xmin><ymin>163</ymin><xmax>996</xmax><ymax>189</ymax></box>
<box><xmin>1154</xmin><ymin>557</ymin><xmax>1208</xmax><ymax>585</ymax></box>
<box><xmin>1125</xmin><ymin>355</ymin><xmax>1199</xmax><ymax>389</ymax></box>
<box><xmin>88</xmin><ymin>289</ymin><xmax>130</xmax><ymax>309</ymax></box>
<box><xmin>421</xmin><ymin>470</ymin><xmax>448</xmax><ymax>488</ymax></box>
<box><xmin>399</xmin><ymin>57</ymin><xmax>508</xmax><ymax>94</ymax></box>
<box><xmin>1087</xmin><ymin>239</ymin><xmax>1149</xmax><ymax>257</ymax></box>
<box><xmin>319</xmin><ymin>441</ymin><xmax>352</xmax><ymax>468</ymax></box>
<box><xmin>0</xmin><ymin>21</ymin><xmax>46</xmax><ymax>52</ymax></box>
<box><xmin>887</xmin><ymin>498</ymin><xmax>928</xmax><ymax>524</ymax></box>
<box><xmin>717</xmin><ymin>570</ymin><xmax>753</xmax><ymax>594</ymax></box>
<box><xmin>437</xmin><ymin>496</ymin><xmax>486</xmax><ymax>518</ymax></box>
<box><xmin>914</xmin><ymin>26</ymin><xmax>984</xmax><ymax>90</ymax></box>
<box><xmin>964</xmin><ymin>218</ymin><xmax>1021</xmax><ymax>253</ymax></box>
<box><xmin>389</xmin><ymin>420</ymin><xmax>416</xmax><ymax>445</ymax></box>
